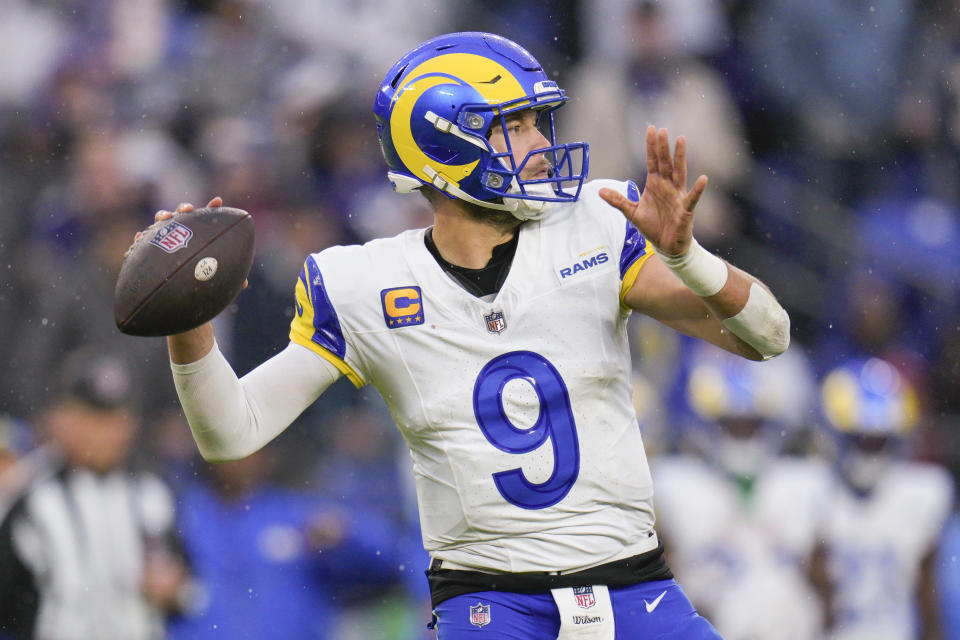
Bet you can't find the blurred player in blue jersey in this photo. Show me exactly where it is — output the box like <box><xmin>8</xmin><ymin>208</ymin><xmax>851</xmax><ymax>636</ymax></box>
<box><xmin>154</xmin><ymin>32</ymin><xmax>792</xmax><ymax>639</ymax></box>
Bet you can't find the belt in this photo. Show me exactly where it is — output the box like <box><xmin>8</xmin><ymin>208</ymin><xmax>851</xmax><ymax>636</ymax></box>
<box><xmin>426</xmin><ymin>534</ymin><xmax>672</xmax><ymax>608</ymax></box>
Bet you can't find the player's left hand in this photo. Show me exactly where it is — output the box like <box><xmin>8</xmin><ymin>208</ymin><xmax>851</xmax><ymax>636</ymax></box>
<box><xmin>599</xmin><ymin>126</ymin><xmax>708</xmax><ymax>257</ymax></box>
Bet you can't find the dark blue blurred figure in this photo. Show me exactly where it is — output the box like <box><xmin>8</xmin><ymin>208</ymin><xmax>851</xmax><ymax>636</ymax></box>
<box><xmin>940</xmin><ymin>511</ymin><xmax>960</xmax><ymax>640</ymax></box>
<box><xmin>743</xmin><ymin>0</ymin><xmax>918</xmax><ymax>203</ymax></box>
<box><xmin>168</xmin><ymin>448</ymin><xmax>405</xmax><ymax>640</ymax></box>
<box><xmin>314</xmin><ymin>406</ymin><xmax>406</xmax><ymax>525</ymax></box>
<box><xmin>810</xmin><ymin>195</ymin><xmax>960</xmax><ymax>406</ymax></box>
<box><xmin>312</xmin><ymin>405</ymin><xmax>435</xmax><ymax>637</ymax></box>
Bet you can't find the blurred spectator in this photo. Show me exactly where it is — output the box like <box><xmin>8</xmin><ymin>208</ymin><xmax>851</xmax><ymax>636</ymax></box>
<box><xmin>652</xmin><ymin>345</ymin><xmax>829</xmax><ymax>639</ymax></box>
<box><xmin>812</xmin><ymin>357</ymin><xmax>954</xmax><ymax>640</ymax></box>
<box><xmin>447</xmin><ymin>0</ymin><xmax>582</xmax><ymax>76</ymax></box>
<box><xmin>4</xmin><ymin>126</ymin><xmax>176</xmax><ymax>420</ymax></box>
<box><xmin>936</xmin><ymin>414</ymin><xmax>960</xmax><ymax>640</ymax></box>
<box><xmin>0</xmin><ymin>416</ymin><xmax>36</xmax><ymax>521</ymax></box>
<box><xmin>853</xmin><ymin>197</ymin><xmax>960</xmax><ymax>306</ymax></box>
<box><xmin>813</xmin><ymin>195</ymin><xmax>960</xmax><ymax>392</ymax></box>
<box><xmin>565</xmin><ymin>0</ymin><xmax>751</xmax><ymax>244</ymax></box>
<box><xmin>742</xmin><ymin>0</ymin><xmax>919</xmax><ymax>203</ymax></box>
<box><xmin>315</xmin><ymin>405</ymin><xmax>407</xmax><ymax>524</ymax></box>
<box><xmin>0</xmin><ymin>1</ymin><xmax>66</xmax><ymax>107</ymax></box>
<box><xmin>310</xmin><ymin>405</ymin><xmax>434</xmax><ymax>638</ymax></box>
<box><xmin>168</xmin><ymin>446</ymin><xmax>408</xmax><ymax>640</ymax></box>
<box><xmin>0</xmin><ymin>417</ymin><xmax>33</xmax><ymax>485</ymax></box>
<box><xmin>932</xmin><ymin>323</ymin><xmax>960</xmax><ymax>416</ymax></box>
<box><xmin>810</xmin><ymin>267</ymin><xmax>935</xmax><ymax>412</ymax></box>
<box><xmin>892</xmin><ymin>0</ymin><xmax>960</xmax><ymax>203</ymax></box>
<box><xmin>939</xmin><ymin>507</ymin><xmax>960</xmax><ymax>640</ymax></box>
<box><xmin>0</xmin><ymin>349</ymin><xmax>191</xmax><ymax>639</ymax></box>
<box><xmin>578</xmin><ymin>0</ymin><xmax>732</xmax><ymax>64</ymax></box>
<box><xmin>259</xmin><ymin>0</ymin><xmax>453</xmax><ymax>94</ymax></box>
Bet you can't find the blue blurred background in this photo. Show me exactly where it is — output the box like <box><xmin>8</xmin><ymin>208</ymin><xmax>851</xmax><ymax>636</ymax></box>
<box><xmin>0</xmin><ymin>0</ymin><xmax>959</xmax><ymax>638</ymax></box>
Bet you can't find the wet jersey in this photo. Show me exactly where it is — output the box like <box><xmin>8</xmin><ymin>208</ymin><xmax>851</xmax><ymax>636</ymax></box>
<box><xmin>653</xmin><ymin>455</ymin><xmax>833</xmax><ymax>640</ymax></box>
<box><xmin>289</xmin><ymin>180</ymin><xmax>657</xmax><ymax>573</ymax></box>
<box><xmin>821</xmin><ymin>462</ymin><xmax>953</xmax><ymax>640</ymax></box>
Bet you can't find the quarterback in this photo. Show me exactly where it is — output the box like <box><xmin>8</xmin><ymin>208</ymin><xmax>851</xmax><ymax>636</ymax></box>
<box><xmin>160</xmin><ymin>33</ymin><xmax>790</xmax><ymax>639</ymax></box>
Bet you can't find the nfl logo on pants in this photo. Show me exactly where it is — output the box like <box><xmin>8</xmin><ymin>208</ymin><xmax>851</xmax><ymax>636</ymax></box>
<box><xmin>574</xmin><ymin>586</ymin><xmax>596</xmax><ymax>609</ymax></box>
<box><xmin>469</xmin><ymin>602</ymin><xmax>491</xmax><ymax>628</ymax></box>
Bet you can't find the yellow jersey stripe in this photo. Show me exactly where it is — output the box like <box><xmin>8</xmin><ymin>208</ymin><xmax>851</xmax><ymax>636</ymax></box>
<box><xmin>619</xmin><ymin>251</ymin><xmax>655</xmax><ymax>307</ymax></box>
<box><xmin>289</xmin><ymin>332</ymin><xmax>365</xmax><ymax>388</ymax></box>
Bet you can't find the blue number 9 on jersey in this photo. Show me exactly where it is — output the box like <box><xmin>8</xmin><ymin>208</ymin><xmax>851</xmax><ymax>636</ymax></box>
<box><xmin>473</xmin><ymin>351</ymin><xmax>580</xmax><ymax>509</ymax></box>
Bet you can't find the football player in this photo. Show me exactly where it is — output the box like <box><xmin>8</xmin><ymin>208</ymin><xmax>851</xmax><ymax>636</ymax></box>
<box><xmin>653</xmin><ymin>344</ymin><xmax>831</xmax><ymax>640</ymax></box>
<box><xmin>812</xmin><ymin>357</ymin><xmax>954</xmax><ymax>640</ymax></box>
<box><xmin>157</xmin><ymin>33</ymin><xmax>791</xmax><ymax>639</ymax></box>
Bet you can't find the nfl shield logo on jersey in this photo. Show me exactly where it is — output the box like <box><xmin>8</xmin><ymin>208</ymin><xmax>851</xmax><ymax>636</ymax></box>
<box><xmin>574</xmin><ymin>586</ymin><xmax>596</xmax><ymax>609</ymax></box>
<box><xmin>150</xmin><ymin>221</ymin><xmax>193</xmax><ymax>253</ymax></box>
<box><xmin>484</xmin><ymin>310</ymin><xmax>506</xmax><ymax>334</ymax></box>
<box><xmin>469</xmin><ymin>602</ymin><xmax>491</xmax><ymax>628</ymax></box>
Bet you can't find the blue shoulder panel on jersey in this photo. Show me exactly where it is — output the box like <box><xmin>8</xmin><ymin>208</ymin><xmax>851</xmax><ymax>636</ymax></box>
<box><xmin>301</xmin><ymin>259</ymin><xmax>347</xmax><ymax>359</ymax></box>
<box><xmin>619</xmin><ymin>220</ymin><xmax>648</xmax><ymax>278</ymax></box>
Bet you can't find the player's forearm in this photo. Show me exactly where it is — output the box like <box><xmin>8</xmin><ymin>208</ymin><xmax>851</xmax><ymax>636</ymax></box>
<box><xmin>658</xmin><ymin>241</ymin><xmax>790</xmax><ymax>359</ymax></box>
<box><xmin>167</xmin><ymin>323</ymin><xmax>215</xmax><ymax>364</ymax></box>
<box><xmin>170</xmin><ymin>342</ymin><xmax>340</xmax><ymax>461</ymax></box>
<box><xmin>170</xmin><ymin>343</ymin><xmax>259</xmax><ymax>461</ymax></box>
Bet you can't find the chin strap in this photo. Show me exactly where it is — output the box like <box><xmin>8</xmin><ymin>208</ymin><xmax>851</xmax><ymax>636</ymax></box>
<box><xmin>502</xmin><ymin>178</ymin><xmax>555</xmax><ymax>220</ymax></box>
<box><xmin>390</xmin><ymin>167</ymin><xmax>557</xmax><ymax>221</ymax></box>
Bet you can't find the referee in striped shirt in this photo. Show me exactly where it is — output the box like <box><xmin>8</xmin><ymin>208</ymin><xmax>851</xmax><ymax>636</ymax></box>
<box><xmin>0</xmin><ymin>350</ymin><xmax>192</xmax><ymax>639</ymax></box>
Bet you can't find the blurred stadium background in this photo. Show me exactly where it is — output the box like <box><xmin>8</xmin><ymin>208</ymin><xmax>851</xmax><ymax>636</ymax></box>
<box><xmin>0</xmin><ymin>0</ymin><xmax>959</xmax><ymax>638</ymax></box>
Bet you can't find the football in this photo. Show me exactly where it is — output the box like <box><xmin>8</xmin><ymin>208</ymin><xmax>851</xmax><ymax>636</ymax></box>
<box><xmin>114</xmin><ymin>207</ymin><xmax>255</xmax><ymax>336</ymax></box>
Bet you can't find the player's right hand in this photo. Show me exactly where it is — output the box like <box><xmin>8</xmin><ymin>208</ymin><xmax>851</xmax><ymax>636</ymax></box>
<box><xmin>133</xmin><ymin>196</ymin><xmax>247</xmax><ymax>294</ymax></box>
<box><xmin>152</xmin><ymin>196</ymin><xmax>223</xmax><ymax>225</ymax></box>
<box><xmin>147</xmin><ymin>196</ymin><xmax>234</xmax><ymax>360</ymax></box>
<box><xmin>129</xmin><ymin>197</ymin><xmax>224</xmax><ymax>248</ymax></box>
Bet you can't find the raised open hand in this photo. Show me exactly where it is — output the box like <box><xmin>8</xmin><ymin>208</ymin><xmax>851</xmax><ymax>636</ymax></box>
<box><xmin>599</xmin><ymin>126</ymin><xmax>707</xmax><ymax>257</ymax></box>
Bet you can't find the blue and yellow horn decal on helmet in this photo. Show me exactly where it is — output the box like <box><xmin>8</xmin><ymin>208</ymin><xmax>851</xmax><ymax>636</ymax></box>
<box><xmin>373</xmin><ymin>32</ymin><xmax>588</xmax><ymax>215</ymax></box>
<box><xmin>820</xmin><ymin>357</ymin><xmax>919</xmax><ymax>436</ymax></box>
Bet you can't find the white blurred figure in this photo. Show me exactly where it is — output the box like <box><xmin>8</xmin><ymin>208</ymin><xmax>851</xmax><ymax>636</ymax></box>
<box><xmin>652</xmin><ymin>344</ymin><xmax>830</xmax><ymax>640</ymax></box>
<box><xmin>565</xmin><ymin>0</ymin><xmax>749</xmax><ymax>244</ymax></box>
<box><xmin>812</xmin><ymin>357</ymin><xmax>954</xmax><ymax>640</ymax></box>
<box><xmin>0</xmin><ymin>0</ymin><xmax>65</xmax><ymax>106</ymax></box>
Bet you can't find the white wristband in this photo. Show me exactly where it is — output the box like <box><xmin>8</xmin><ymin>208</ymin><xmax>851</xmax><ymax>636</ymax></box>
<box><xmin>655</xmin><ymin>238</ymin><xmax>728</xmax><ymax>297</ymax></box>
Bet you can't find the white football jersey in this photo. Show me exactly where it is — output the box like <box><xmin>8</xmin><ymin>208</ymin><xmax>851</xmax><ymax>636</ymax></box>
<box><xmin>290</xmin><ymin>180</ymin><xmax>658</xmax><ymax>573</ymax></box>
<box><xmin>821</xmin><ymin>462</ymin><xmax>954</xmax><ymax>640</ymax></box>
<box><xmin>652</xmin><ymin>455</ymin><xmax>833</xmax><ymax>640</ymax></box>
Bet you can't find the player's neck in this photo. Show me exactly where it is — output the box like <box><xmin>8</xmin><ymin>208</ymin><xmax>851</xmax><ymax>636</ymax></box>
<box><xmin>431</xmin><ymin>202</ymin><xmax>520</xmax><ymax>269</ymax></box>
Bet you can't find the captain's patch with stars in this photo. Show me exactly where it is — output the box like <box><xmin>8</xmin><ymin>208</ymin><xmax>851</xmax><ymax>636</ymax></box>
<box><xmin>380</xmin><ymin>286</ymin><xmax>425</xmax><ymax>329</ymax></box>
